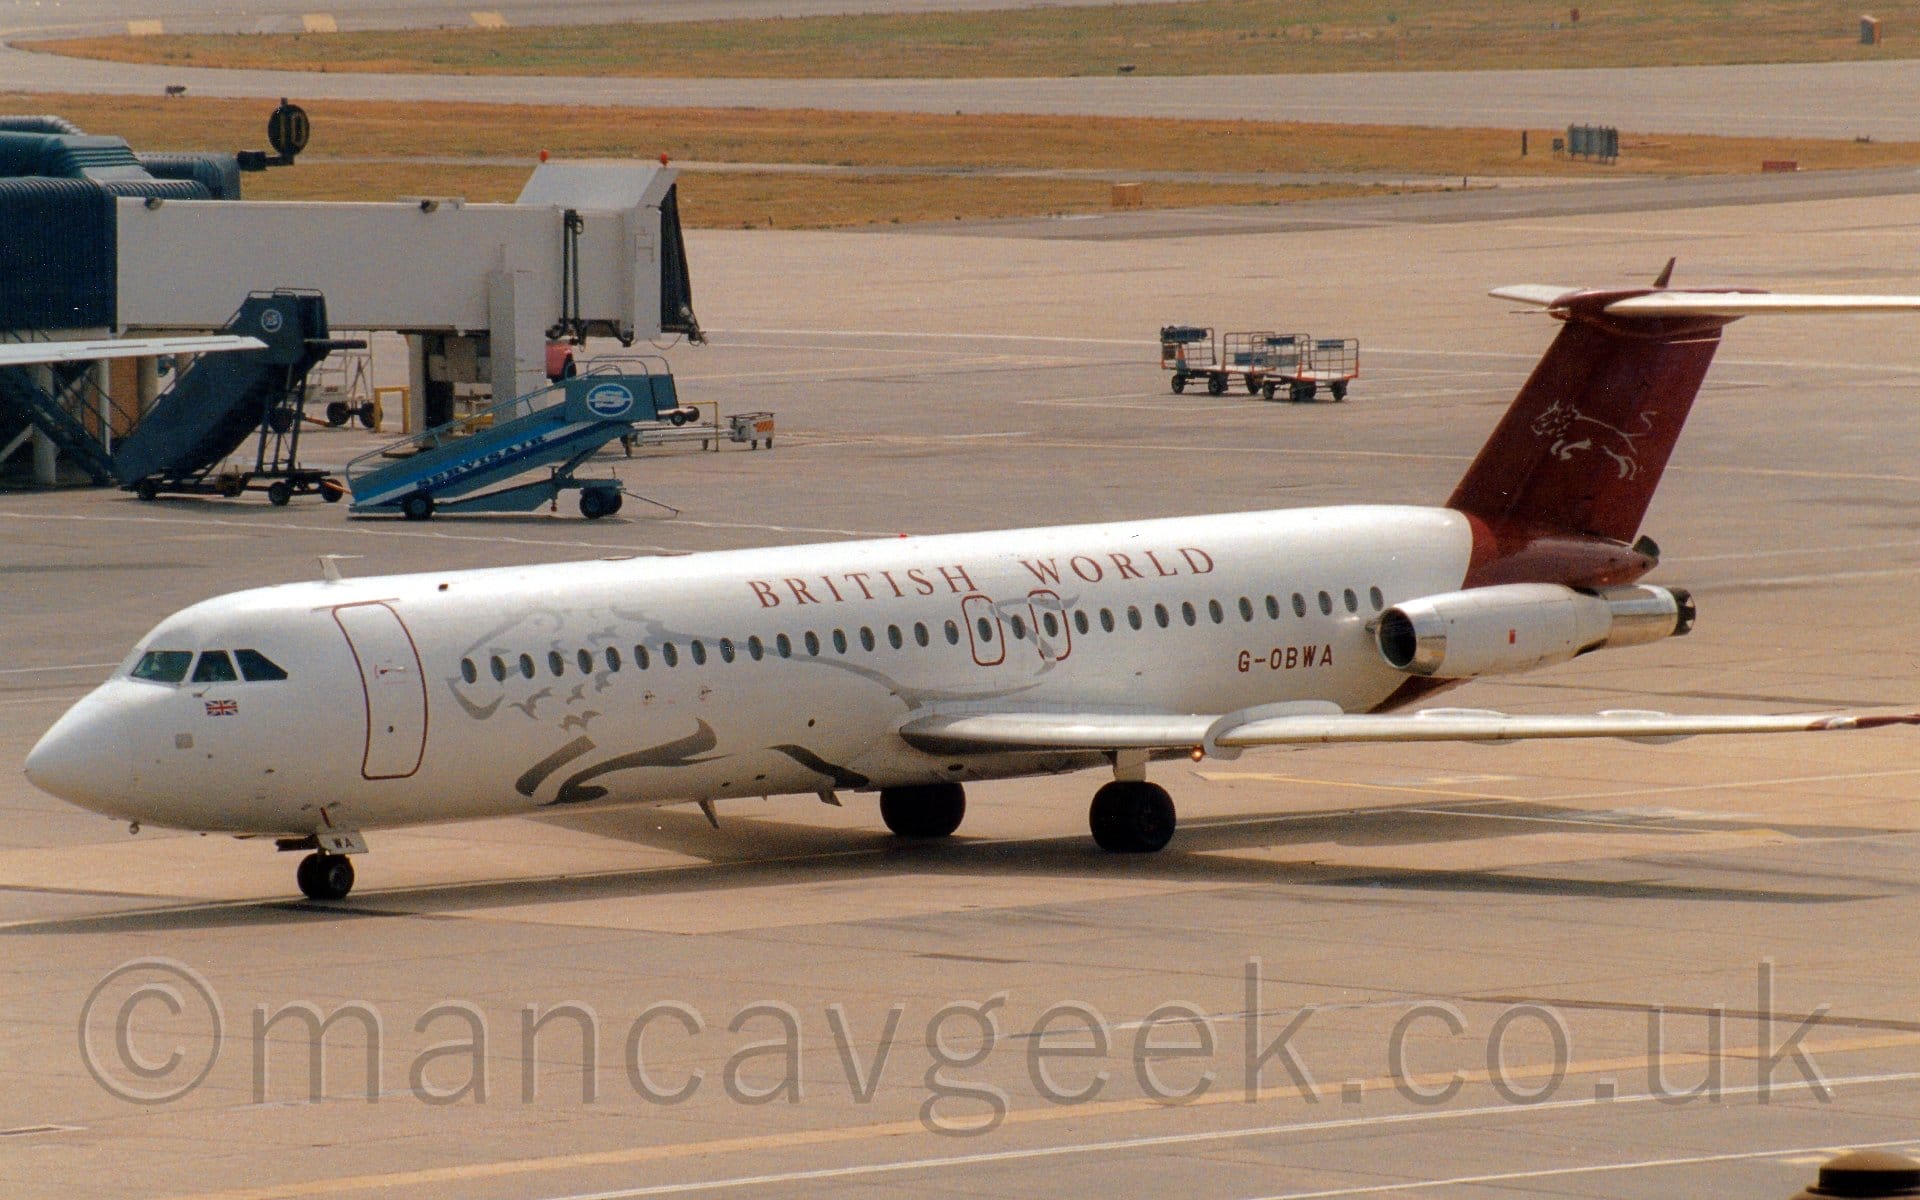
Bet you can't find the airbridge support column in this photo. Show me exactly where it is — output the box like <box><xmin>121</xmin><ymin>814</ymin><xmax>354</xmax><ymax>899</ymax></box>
<box><xmin>488</xmin><ymin>262</ymin><xmax>547</xmax><ymax>404</ymax></box>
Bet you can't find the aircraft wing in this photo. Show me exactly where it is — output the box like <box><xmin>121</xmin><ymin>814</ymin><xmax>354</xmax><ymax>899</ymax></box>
<box><xmin>0</xmin><ymin>334</ymin><xmax>267</xmax><ymax>368</ymax></box>
<box><xmin>898</xmin><ymin>704</ymin><xmax>1920</xmax><ymax>756</ymax></box>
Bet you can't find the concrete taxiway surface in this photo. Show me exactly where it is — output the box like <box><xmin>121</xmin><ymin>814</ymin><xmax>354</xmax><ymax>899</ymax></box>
<box><xmin>8</xmin><ymin>46</ymin><xmax>1920</xmax><ymax>143</ymax></box>
<box><xmin>6</xmin><ymin>184</ymin><xmax>1920</xmax><ymax>1198</ymax></box>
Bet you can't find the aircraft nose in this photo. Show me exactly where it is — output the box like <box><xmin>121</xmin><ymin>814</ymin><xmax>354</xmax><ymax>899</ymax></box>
<box><xmin>24</xmin><ymin>693</ymin><xmax>135</xmax><ymax>815</ymax></box>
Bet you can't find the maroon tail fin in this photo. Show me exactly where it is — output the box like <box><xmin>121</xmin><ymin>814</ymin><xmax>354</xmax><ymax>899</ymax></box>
<box><xmin>1448</xmin><ymin>289</ymin><xmax>1738</xmax><ymax>544</ymax></box>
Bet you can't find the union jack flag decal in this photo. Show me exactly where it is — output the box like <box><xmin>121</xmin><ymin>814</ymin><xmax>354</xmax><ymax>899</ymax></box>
<box><xmin>205</xmin><ymin>699</ymin><xmax>238</xmax><ymax>716</ymax></box>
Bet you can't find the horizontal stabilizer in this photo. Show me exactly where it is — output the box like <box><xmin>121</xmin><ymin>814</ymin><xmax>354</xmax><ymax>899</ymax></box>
<box><xmin>1489</xmin><ymin>284</ymin><xmax>1578</xmax><ymax>308</ymax></box>
<box><xmin>1605</xmin><ymin>292</ymin><xmax>1920</xmax><ymax>317</ymax></box>
<box><xmin>0</xmin><ymin>334</ymin><xmax>267</xmax><ymax>368</ymax></box>
<box><xmin>1489</xmin><ymin>285</ymin><xmax>1920</xmax><ymax>318</ymax></box>
<box><xmin>898</xmin><ymin>705</ymin><xmax>1920</xmax><ymax>755</ymax></box>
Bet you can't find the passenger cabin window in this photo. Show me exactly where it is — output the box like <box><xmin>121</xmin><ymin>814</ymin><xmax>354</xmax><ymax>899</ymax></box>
<box><xmin>131</xmin><ymin>650</ymin><xmax>193</xmax><ymax>684</ymax></box>
<box><xmin>579</xmin><ymin>649</ymin><xmax>595</xmax><ymax>674</ymax></box>
<box><xmin>192</xmin><ymin>651</ymin><xmax>238</xmax><ymax>684</ymax></box>
<box><xmin>460</xmin><ymin>658</ymin><xmax>478</xmax><ymax>685</ymax></box>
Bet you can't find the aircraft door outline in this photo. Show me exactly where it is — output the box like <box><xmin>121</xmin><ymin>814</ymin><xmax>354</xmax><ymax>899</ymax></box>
<box><xmin>961</xmin><ymin>594</ymin><xmax>1005</xmax><ymax>667</ymax></box>
<box><xmin>332</xmin><ymin>601</ymin><xmax>428</xmax><ymax>780</ymax></box>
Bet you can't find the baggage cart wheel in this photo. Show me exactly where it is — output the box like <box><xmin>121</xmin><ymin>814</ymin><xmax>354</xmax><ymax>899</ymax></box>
<box><xmin>267</xmin><ymin>481</ymin><xmax>292</xmax><ymax>507</ymax></box>
<box><xmin>1170</xmin><ymin>373</ymin><xmax>1188</xmax><ymax>394</ymax></box>
<box><xmin>1244</xmin><ymin>376</ymin><xmax>1262</xmax><ymax>395</ymax></box>
<box><xmin>325</xmin><ymin>401</ymin><xmax>350</xmax><ymax>427</ymax></box>
<box><xmin>1262</xmin><ymin>381</ymin><xmax>1277</xmax><ymax>401</ymax></box>
<box><xmin>1207</xmin><ymin>373</ymin><xmax>1227</xmax><ymax>396</ymax></box>
<box><xmin>402</xmin><ymin>492</ymin><xmax>435</xmax><ymax>521</ymax></box>
<box><xmin>135</xmin><ymin>479</ymin><xmax>159</xmax><ymax>502</ymax></box>
<box><xmin>1331</xmin><ymin>381</ymin><xmax>1348</xmax><ymax>401</ymax></box>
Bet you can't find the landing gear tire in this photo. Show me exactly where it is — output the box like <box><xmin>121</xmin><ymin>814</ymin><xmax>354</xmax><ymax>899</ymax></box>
<box><xmin>401</xmin><ymin>492</ymin><xmax>434</xmax><ymax>521</ymax></box>
<box><xmin>880</xmin><ymin>783</ymin><xmax>966</xmax><ymax>838</ymax></box>
<box><xmin>266</xmin><ymin>480</ymin><xmax>292</xmax><ymax>506</ymax></box>
<box><xmin>296</xmin><ymin>853</ymin><xmax>355</xmax><ymax>901</ymax></box>
<box><xmin>1089</xmin><ymin>780</ymin><xmax>1176</xmax><ymax>853</ymax></box>
<box><xmin>1207</xmin><ymin>373</ymin><xmax>1228</xmax><ymax>396</ymax></box>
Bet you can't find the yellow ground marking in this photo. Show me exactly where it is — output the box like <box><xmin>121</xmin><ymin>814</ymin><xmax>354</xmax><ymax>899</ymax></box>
<box><xmin>471</xmin><ymin>11</ymin><xmax>508</xmax><ymax>28</ymax></box>
<box><xmin>301</xmin><ymin>14</ymin><xmax>338</xmax><ymax>34</ymax></box>
<box><xmin>160</xmin><ymin>1030</ymin><xmax>1920</xmax><ymax>1200</ymax></box>
<box><xmin>126</xmin><ymin>19</ymin><xmax>163</xmax><ymax>36</ymax></box>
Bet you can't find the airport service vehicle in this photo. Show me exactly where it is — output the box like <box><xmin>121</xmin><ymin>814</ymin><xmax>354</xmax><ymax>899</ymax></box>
<box><xmin>343</xmin><ymin>357</ymin><xmax>685</xmax><ymax>520</ymax></box>
<box><xmin>26</xmin><ymin>278</ymin><xmax>1920</xmax><ymax>901</ymax></box>
<box><xmin>1160</xmin><ymin>326</ymin><xmax>1360</xmax><ymax>400</ymax></box>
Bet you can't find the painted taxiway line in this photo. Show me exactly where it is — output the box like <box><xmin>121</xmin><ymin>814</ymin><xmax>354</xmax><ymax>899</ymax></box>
<box><xmin>1247</xmin><ymin>1138</ymin><xmax>1920</xmax><ymax>1200</ymax></box>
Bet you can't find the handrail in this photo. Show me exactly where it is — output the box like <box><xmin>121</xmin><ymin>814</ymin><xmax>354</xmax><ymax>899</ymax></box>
<box><xmin>344</xmin><ymin>377</ymin><xmax>564</xmax><ymax>484</ymax></box>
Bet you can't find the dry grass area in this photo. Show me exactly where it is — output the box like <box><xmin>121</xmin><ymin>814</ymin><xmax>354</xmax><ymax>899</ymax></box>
<box><xmin>9</xmin><ymin>92</ymin><xmax>1919</xmax><ymax>228</ymax></box>
<box><xmin>29</xmin><ymin>1</ymin><xmax>1912</xmax><ymax>78</ymax></box>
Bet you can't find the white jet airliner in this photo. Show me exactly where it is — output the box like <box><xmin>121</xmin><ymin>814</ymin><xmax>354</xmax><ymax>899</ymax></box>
<box><xmin>25</xmin><ymin>279</ymin><xmax>1920</xmax><ymax>900</ymax></box>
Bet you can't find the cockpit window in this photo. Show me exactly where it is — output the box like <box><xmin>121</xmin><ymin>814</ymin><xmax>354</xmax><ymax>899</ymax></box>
<box><xmin>192</xmin><ymin>651</ymin><xmax>238</xmax><ymax>684</ymax></box>
<box><xmin>235</xmin><ymin>649</ymin><xmax>288</xmax><ymax>682</ymax></box>
<box><xmin>131</xmin><ymin>650</ymin><xmax>193</xmax><ymax>683</ymax></box>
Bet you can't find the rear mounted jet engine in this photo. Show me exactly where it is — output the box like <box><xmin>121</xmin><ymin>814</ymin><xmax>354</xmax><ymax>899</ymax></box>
<box><xmin>1375</xmin><ymin>583</ymin><xmax>1694</xmax><ymax>679</ymax></box>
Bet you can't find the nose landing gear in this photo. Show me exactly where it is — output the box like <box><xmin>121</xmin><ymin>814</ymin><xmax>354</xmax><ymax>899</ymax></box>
<box><xmin>295</xmin><ymin>852</ymin><xmax>356</xmax><ymax>901</ymax></box>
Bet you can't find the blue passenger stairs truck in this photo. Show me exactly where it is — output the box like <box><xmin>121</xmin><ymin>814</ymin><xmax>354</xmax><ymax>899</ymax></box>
<box><xmin>114</xmin><ymin>290</ymin><xmax>364</xmax><ymax>504</ymax></box>
<box><xmin>345</xmin><ymin>358</ymin><xmax>683</xmax><ymax>520</ymax></box>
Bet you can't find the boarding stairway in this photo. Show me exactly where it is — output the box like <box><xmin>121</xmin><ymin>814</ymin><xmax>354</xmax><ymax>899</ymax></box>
<box><xmin>112</xmin><ymin>290</ymin><xmax>350</xmax><ymax>495</ymax></box>
<box><xmin>345</xmin><ymin>357</ymin><xmax>681</xmax><ymax>520</ymax></box>
<box><xmin>0</xmin><ymin>354</ymin><xmax>121</xmax><ymax>484</ymax></box>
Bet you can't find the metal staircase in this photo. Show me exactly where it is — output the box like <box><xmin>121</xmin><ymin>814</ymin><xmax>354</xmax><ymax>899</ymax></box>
<box><xmin>0</xmin><ymin>349</ymin><xmax>125</xmax><ymax>485</ymax></box>
<box><xmin>346</xmin><ymin>357</ymin><xmax>681</xmax><ymax>520</ymax></box>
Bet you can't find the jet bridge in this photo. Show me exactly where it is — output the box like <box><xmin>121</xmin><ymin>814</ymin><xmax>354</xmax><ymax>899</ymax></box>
<box><xmin>111</xmin><ymin>162</ymin><xmax>699</xmax><ymax>430</ymax></box>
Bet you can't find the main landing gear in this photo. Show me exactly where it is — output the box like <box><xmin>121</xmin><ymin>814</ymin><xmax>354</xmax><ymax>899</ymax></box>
<box><xmin>878</xmin><ymin>769</ymin><xmax>1179</xmax><ymax>853</ymax></box>
<box><xmin>295</xmin><ymin>852</ymin><xmax>355</xmax><ymax>901</ymax></box>
<box><xmin>879</xmin><ymin>782</ymin><xmax>967</xmax><ymax>838</ymax></box>
<box><xmin>1088</xmin><ymin>780</ymin><xmax>1176</xmax><ymax>853</ymax></box>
